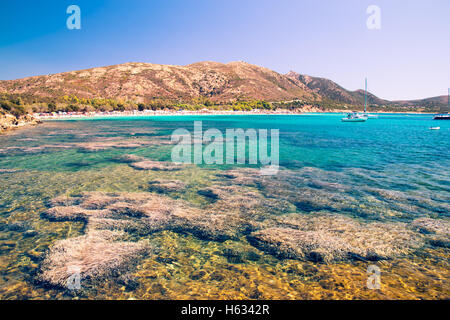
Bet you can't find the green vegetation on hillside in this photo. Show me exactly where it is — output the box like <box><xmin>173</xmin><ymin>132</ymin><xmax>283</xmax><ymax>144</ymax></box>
<box><xmin>0</xmin><ymin>91</ymin><xmax>444</xmax><ymax>117</ymax></box>
<box><xmin>0</xmin><ymin>93</ymin><xmax>279</xmax><ymax>115</ymax></box>
<box><xmin>0</xmin><ymin>96</ymin><xmax>28</xmax><ymax>117</ymax></box>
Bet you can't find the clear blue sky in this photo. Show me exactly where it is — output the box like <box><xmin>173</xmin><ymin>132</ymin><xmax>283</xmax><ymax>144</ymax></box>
<box><xmin>1</xmin><ymin>0</ymin><xmax>449</xmax><ymax>100</ymax></box>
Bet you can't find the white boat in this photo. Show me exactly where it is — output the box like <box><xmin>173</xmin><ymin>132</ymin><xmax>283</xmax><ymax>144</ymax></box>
<box><xmin>433</xmin><ymin>89</ymin><xmax>450</xmax><ymax>120</ymax></box>
<box><xmin>429</xmin><ymin>127</ymin><xmax>440</xmax><ymax>130</ymax></box>
<box><xmin>342</xmin><ymin>112</ymin><xmax>368</xmax><ymax>122</ymax></box>
<box><xmin>341</xmin><ymin>78</ymin><xmax>371</xmax><ymax>122</ymax></box>
<box><xmin>433</xmin><ymin>113</ymin><xmax>450</xmax><ymax>120</ymax></box>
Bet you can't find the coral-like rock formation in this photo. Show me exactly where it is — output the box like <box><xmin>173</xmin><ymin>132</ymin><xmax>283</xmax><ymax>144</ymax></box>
<box><xmin>43</xmin><ymin>191</ymin><xmax>248</xmax><ymax>245</ymax></box>
<box><xmin>112</xmin><ymin>154</ymin><xmax>147</xmax><ymax>163</ymax></box>
<box><xmin>38</xmin><ymin>230</ymin><xmax>150</xmax><ymax>287</ymax></box>
<box><xmin>411</xmin><ymin>217</ymin><xmax>450</xmax><ymax>248</ymax></box>
<box><xmin>248</xmin><ymin>214</ymin><xmax>424</xmax><ymax>263</ymax></box>
<box><xmin>148</xmin><ymin>179</ymin><xmax>186</xmax><ymax>193</ymax></box>
<box><xmin>129</xmin><ymin>160</ymin><xmax>184</xmax><ymax>171</ymax></box>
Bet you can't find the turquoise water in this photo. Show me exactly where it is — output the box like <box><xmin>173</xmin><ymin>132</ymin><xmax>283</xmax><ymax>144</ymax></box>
<box><xmin>0</xmin><ymin>114</ymin><xmax>448</xmax><ymax>299</ymax></box>
<box><xmin>3</xmin><ymin>113</ymin><xmax>449</xmax><ymax>171</ymax></box>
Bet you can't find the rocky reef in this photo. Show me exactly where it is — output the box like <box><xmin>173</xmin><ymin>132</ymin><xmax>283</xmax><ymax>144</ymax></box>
<box><xmin>45</xmin><ymin>191</ymin><xmax>250</xmax><ymax>242</ymax></box>
<box><xmin>411</xmin><ymin>217</ymin><xmax>450</xmax><ymax>248</ymax></box>
<box><xmin>148</xmin><ymin>179</ymin><xmax>187</xmax><ymax>193</ymax></box>
<box><xmin>36</xmin><ymin>164</ymin><xmax>450</xmax><ymax>292</ymax></box>
<box><xmin>38</xmin><ymin>230</ymin><xmax>150</xmax><ymax>288</ymax></box>
<box><xmin>248</xmin><ymin>213</ymin><xmax>423</xmax><ymax>263</ymax></box>
<box><xmin>129</xmin><ymin>160</ymin><xmax>184</xmax><ymax>171</ymax></box>
<box><xmin>40</xmin><ymin>189</ymin><xmax>253</xmax><ymax>288</ymax></box>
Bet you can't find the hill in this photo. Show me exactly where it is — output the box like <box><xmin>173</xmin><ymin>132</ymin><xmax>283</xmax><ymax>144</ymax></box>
<box><xmin>0</xmin><ymin>61</ymin><xmax>447</xmax><ymax>115</ymax></box>
<box><xmin>286</xmin><ymin>72</ymin><xmax>389</xmax><ymax>106</ymax></box>
<box><xmin>0</xmin><ymin>61</ymin><xmax>315</xmax><ymax>103</ymax></box>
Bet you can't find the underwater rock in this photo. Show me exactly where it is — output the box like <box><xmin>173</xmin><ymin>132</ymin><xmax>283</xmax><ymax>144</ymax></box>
<box><xmin>248</xmin><ymin>213</ymin><xmax>423</xmax><ymax>263</ymax></box>
<box><xmin>0</xmin><ymin>168</ymin><xmax>21</xmax><ymax>174</ymax></box>
<box><xmin>38</xmin><ymin>230</ymin><xmax>150</xmax><ymax>288</ymax></box>
<box><xmin>197</xmin><ymin>188</ymin><xmax>219</xmax><ymax>201</ymax></box>
<box><xmin>209</xmin><ymin>271</ymin><xmax>225</xmax><ymax>281</ymax></box>
<box><xmin>199</xmin><ymin>185</ymin><xmax>262</xmax><ymax>208</ymax></box>
<box><xmin>49</xmin><ymin>194</ymin><xmax>82</xmax><ymax>207</ymax></box>
<box><xmin>244</xmin><ymin>251</ymin><xmax>261</xmax><ymax>261</ymax></box>
<box><xmin>87</xmin><ymin>217</ymin><xmax>150</xmax><ymax>235</ymax></box>
<box><xmin>365</xmin><ymin>188</ymin><xmax>408</xmax><ymax>202</ymax></box>
<box><xmin>363</xmin><ymin>187</ymin><xmax>450</xmax><ymax>218</ymax></box>
<box><xmin>6</xmin><ymin>221</ymin><xmax>30</xmax><ymax>232</ymax></box>
<box><xmin>108</xmin><ymin>202</ymin><xmax>146</xmax><ymax>218</ymax></box>
<box><xmin>306</xmin><ymin>179</ymin><xmax>349</xmax><ymax>191</ymax></box>
<box><xmin>77</xmin><ymin>140</ymin><xmax>151</xmax><ymax>152</ymax></box>
<box><xmin>226</xmin><ymin>169</ymin><xmax>358</xmax><ymax>216</ymax></box>
<box><xmin>129</xmin><ymin>160</ymin><xmax>183</xmax><ymax>171</ymax></box>
<box><xmin>173</xmin><ymin>210</ymin><xmax>244</xmax><ymax>241</ymax></box>
<box><xmin>190</xmin><ymin>270</ymin><xmax>206</xmax><ymax>280</ymax></box>
<box><xmin>39</xmin><ymin>190</ymin><xmax>254</xmax><ymax>289</ymax></box>
<box><xmin>293</xmin><ymin>200</ymin><xmax>331</xmax><ymax>213</ymax></box>
<box><xmin>428</xmin><ymin>239</ymin><xmax>450</xmax><ymax>248</ymax></box>
<box><xmin>200</xmin><ymin>184</ymin><xmax>295</xmax><ymax>218</ymax></box>
<box><xmin>0</xmin><ymin>144</ymin><xmax>72</xmax><ymax>155</ymax></box>
<box><xmin>23</xmin><ymin>230</ymin><xmax>38</xmax><ymax>238</ymax></box>
<box><xmin>44</xmin><ymin>206</ymin><xmax>110</xmax><ymax>221</ymax></box>
<box><xmin>79</xmin><ymin>192</ymin><xmax>120</xmax><ymax>209</ymax></box>
<box><xmin>0</xmin><ymin>138</ymin><xmax>158</xmax><ymax>155</ymax></box>
<box><xmin>410</xmin><ymin>217</ymin><xmax>450</xmax><ymax>248</ymax></box>
<box><xmin>155</xmin><ymin>256</ymin><xmax>177</xmax><ymax>264</ymax></box>
<box><xmin>44</xmin><ymin>191</ymin><xmax>247</xmax><ymax>244</ymax></box>
<box><xmin>118</xmin><ymin>273</ymin><xmax>141</xmax><ymax>291</ymax></box>
<box><xmin>148</xmin><ymin>179</ymin><xmax>186</xmax><ymax>193</ymax></box>
<box><xmin>219</xmin><ymin>167</ymin><xmax>443</xmax><ymax>221</ymax></box>
<box><xmin>26</xmin><ymin>249</ymin><xmax>44</xmax><ymax>261</ymax></box>
<box><xmin>410</xmin><ymin>217</ymin><xmax>450</xmax><ymax>235</ymax></box>
<box><xmin>215</xmin><ymin>168</ymin><xmax>261</xmax><ymax>186</ymax></box>
<box><xmin>248</xmin><ymin>227</ymin><xmax>351</xmax><ymax>263</ymax></box>
<box><xmin>112</xmin><ymin>154</ymin><xmax>146</xmax><ymax>163</ymax></box>
<box><xmin>222</xmin><ymin>248</ymin><xmax>244</xmax><ymax>264</ymax></box>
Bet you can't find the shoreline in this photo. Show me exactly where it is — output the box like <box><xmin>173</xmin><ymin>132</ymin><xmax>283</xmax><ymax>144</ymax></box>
<box><xmin>35</xmin><ymin>109</ymin><xmax>437</xmax><ymax>120</ymax></box>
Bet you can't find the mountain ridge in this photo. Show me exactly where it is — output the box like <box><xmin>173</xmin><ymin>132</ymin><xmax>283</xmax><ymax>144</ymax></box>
<box><xmin>0</xmin><ymin>61</ymin><xmax>447</xmax><ymax>110</ymax></box>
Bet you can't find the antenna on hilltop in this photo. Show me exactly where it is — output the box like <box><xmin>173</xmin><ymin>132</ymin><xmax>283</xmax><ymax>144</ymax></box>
<box><xmin>364</xmin><ymin>78</ymin><xmax>367</xmax><ymax>113</ymax></box>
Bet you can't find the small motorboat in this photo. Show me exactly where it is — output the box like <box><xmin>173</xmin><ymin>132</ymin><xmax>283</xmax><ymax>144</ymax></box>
<box><xmin>429</xmin><ymin>127</ymin><xmax>440</xmax><ymax>130</ymax></box>
<box><xmin>362</xmin><ymin>113</ymin><xmax>378</xmax><ymax>118</ymax></box>
<box><xmin>342</xmin><ymin>112</ymin><xmax>368</xmax><ymax>122</ymax></box>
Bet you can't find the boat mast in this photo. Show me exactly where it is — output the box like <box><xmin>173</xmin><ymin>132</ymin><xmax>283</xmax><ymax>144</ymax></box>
<box><xmin>364</xmin><ymin>78</ymin><xmax>367</xmax><ymax>113</ymax></box>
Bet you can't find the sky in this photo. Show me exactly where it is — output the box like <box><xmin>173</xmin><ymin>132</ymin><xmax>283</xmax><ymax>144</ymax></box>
<box><xmin>0</xmin><ymin>0</ymin><xmax>449</xmax><ymax>100</ymax></box>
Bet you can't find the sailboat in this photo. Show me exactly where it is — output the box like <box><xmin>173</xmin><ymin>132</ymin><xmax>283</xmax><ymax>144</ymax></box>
<box><xmin>362</xmin><ymin>78</ymin><xmax>378</xmax><ymax>118</ymax></box>
<box><xmin>433</xmin><ymin>88</ymin><xmax>450</xmax><ymax>120</ymax></box>
<box><xmin>341</xmin><ymin>111</ymin><xmax>368</xmax><ymax>122</ymax></box>
<box><xmin>342</xmin><ymin>78</ymin><xmax>369</xmax><ymax>122</ymax></box>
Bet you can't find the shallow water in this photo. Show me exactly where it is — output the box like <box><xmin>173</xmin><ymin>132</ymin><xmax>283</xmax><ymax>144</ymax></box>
<box><xmin>0</xmin><ymin>114</ymin><xmax>448</xmax><ymax>299</ymax></box>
